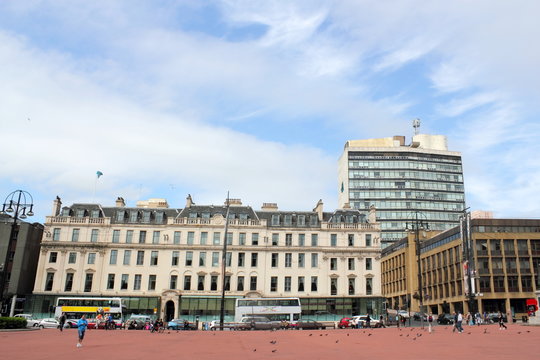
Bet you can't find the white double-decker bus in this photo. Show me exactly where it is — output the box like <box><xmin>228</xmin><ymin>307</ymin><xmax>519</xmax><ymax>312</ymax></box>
<box><xmin>234</xmin><ymin>297</ymin><xmax>301</xmax><ymax>322</ymax></box>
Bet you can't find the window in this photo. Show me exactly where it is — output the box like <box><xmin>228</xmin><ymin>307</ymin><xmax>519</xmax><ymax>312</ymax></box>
<box><xmin>109</xmin><ymin>250</ymin><xmax>118</xmax><ymax>265</ymax></box>
<box><xmin>348</xmin><ymin>258</ymin><xmax>355</xmax><ymax>270</ymax></box>
<box><xmin>197</xmin><ymin>275</ymin><xmax>205</xmax><ymax>290</ymax></box>
<box><xmin>116</xmin><ymin>211</ymin><xmax>124</xmax><ymax>221</ymax></box>
<box><xmin>311</xmin><ymin>234</ymin><xmax>318</xmax><ymax>246</ymax></box>
<box><xmin>251</xmin><ymin>253</ymin><xmax>258</xmax><ymax>267</ymax></box>
<box><xmin>251</xmin><ymin>233</ymin><xmax>259</xmax><ymax>245</ymax></box>
<box><xmin>150</xmin><ymin>251</ymin><xmax>159</xmax><ymax>266</ymax></box>
<box><xmin>348</xmin><ymin>234</ymin><xmax>354</xmax><ymax>246</ymax></box>
<box><xmin>107</xmin><ymin>274</ymin><xmax>115</xmax><ymax>289</ymax></box>
<box><xmin>298</xmin><ymin>276</ymin><xmax>305</xmax><ymax>292</ymax></box>
<box><xmin>272</xmin><ymin>233</ymin><xmax>279</xmax><ymax>246</ymax></box>
<box><xmin>213</xmin><ymin>232</ymin><xmax>220</xmax><ymax>245</ymax></box>
<box><xmin>270</xmin><ymin>277</ymin><xmax>278</xmax><ymax>292</ymax></box>
<box><xmin>211</xmin><ymin>276</ymin><xmax>218</xmax><ymax>291</ymax></box>
<box><xmin>148</xmin><ymin>275</ymin><xmax>156</xmax><ymax>290</ymax></box>
<box><xmin>271</xmin><ymin>214</ymin><xmax>280</xmax><ymax>225</ymax></box>
<box><xmin>71</xmin><ymin>229</ymin><xmax>80</xmax><ymax>242</ymax></box>
<box><xmin>187</xmin><ymin>231</ymin><xmax>195</xmax><ymax>245</ymax></box>
<box><xmin>110</xmin><ymin>230</ymin><xmax>119</xmax><ymax>243</ymax></box>
<box><xmin>173</xmin><ymin>231</ymin><xmax>181</xmax><ymax>244</ymax></box>
<box><xmin>285</xmin><ymin>253</ymin><xmax>292</xmax><ymax>267</ymax></box>
<box><xmin>184</xmin><ymin>275</ymin><xmax>191</xmax><ymax>290</ymax></box>
<box><xmin>152</xmin><ymin>231</ymin><xmax>160</xmax><ymax>244</ymax></box>
<box><xmin>330</xmin><ymin>258</ymin><xmax>337</xmax><ymax>271</ymax></box>
<box><xmin>311</xmin><ymin>276</ymin><xmax>318</xmax><ymax>291</ymax></box>
<box><xmin>237</xmin><ymin>276</ymin><xmax>244</xmax><ymax>291</ymax></box>
<box><xmin>61</xmin><ymin>208</ymin><xmax>70</xmax><ymax>216</ymax></box>
<box><xmin>52</xmin><ymin>228</ymin><xmax>61</xmax><ymax>241</ymax></box>
<box><xmin>126</xmin><ymin>230</ymin><xmax>133</xmax><ymax>243</ymax></box>
<box><xmin>311</xmin><ymin>253</ymin><xmax>318</xmax><ymax>268</ymax></box>
<box><xmin>136</xmin><ymin>251</ymin><xmax>144</xmax><ymax>265</ymax></box>
<box><xmin>49</xmin><ymin>252</ymin><xmax>57</xmax><ymax>263</ymax></box>
<box><xmin>45</xmin><ymin>272</ymin><xmax>54</xmax><ymax>291</ymax></box>
<box><xmin>226</xmin><ymin>252</ymin><xmax>232</xmax><ymax>267</ymax></box>
<box><xmin>64</xmin><ymin>273</ymin><xmax>74</xmax><ymax>292</ymax></box>
<box><xmin>200</xmin><ymin>232</ymin><xmax>208</xmax><ymax>245</ymax></box>
<box><xmin>68</xmin><ymin>252</ymin><xmax>77</xmax><ymax>264</ymax></box>
<box><xmin>366</xmin><ymin>234</ymin><xmax>372</xmax><ymax>247</ymax></box>
<box><xmin>250</xmin><ymin>276</ymin><xmax>257</xmax><ymax>291</ymax></box>
<box><xmin>225</xmin><ymin>276</ymin><xmax>231</xmax><ymax>291</ymax></box>
<box><xmin>226</xmin><ymin>232</ymin><xmax>233</xmax><ymax>245</ymax></box>
<box><xmin>238</xmin><ymin>252</ymin><xmax>245</xmax><ymax>267</ymax></box>
<box><xmin>310</xmin><ymin>215</ymin><xmax>318</xmax><ymax>225</ymax></box>
<box><xmin>129</xmin><ymin>211</ymin><xmax>138</xmax><ymax>222</ymax></box>
<box><xmin>185</xmin><ymin>251</ymin><xmax>193</xmax><ymax>266</ymax></box>
<box><xmin>298</xmin><ymin>253</ymin><xmax>305</xmax><ymax>268</ymax></box>
<box><xmin>155</xmin><ymin>211</ymin><xmax>164</xmax><ymax>224</ymax></box>
<box><xmin>297</xmin><ymin>215</ymin><xmax>305</xmax><ymax>226</ymax></box>
<box><xmin>298</xmin><ymin>234</ymin><xmax>305</xmax><ymax>246</ymax></box>
<box><xmin>134</xmin><ymin>274</ymin><xmax>142</xmax><ymax>290</ymax></box>
<box><xmin>331</xmin><ymin>234</ymin><xmax>337</xmax><ymax>247</ymax></box>
<box><xmin>285</xmin><ymin>233</ymin><xmax>292</xmax><ymax>246</ymax></box>
<box><xmin>284</xmin><ymin>214</ymin><xmax>292</xmax><ymax>226</ymax></box>
<box><xmin>239</xmin><ymin>233</ymin><xmax>246</xmax><ymax>245</ymax></box>
<box><xmin>123</xmin><ymin>250</ymin><xmax>131</xmax><ymax>265</ymax></box>
<box><xmin>366</xmin><ymin>278</ymin><xmax>373</xmax><ymax>295</ymax></box>
<box><xmin>142</xmin><ymin>211</ymin><xmax>151</xmax><ymax>223</ymax></box>
<box><xmin>139</xmin><ymin>231</ymin><xmax>146</xmax><ymax>244</ymax></box>
<box><xmin>331</xmin><ymin>278</ymin><xmax>338</xmax><ymax>295</ymax></box>
<box><xmin>170</xmin><ymin>275</ymin><xmax>177</xmax><ymax>290</ymax></box>
<box><xmin>76</xmin><ymin>209</ymin><xmax>85</xmax><ymax>218</ymax></box>
<box><xmin>199</xmin><ymin>252</ymin><xmax>206</xmax><ymax>266</ymax></box>
<box><xmin>212</xmin><ymin>252</ymin><xmax>219</xmax><ymax>267</ymax></box>
<box><xmin>87</xmin><ymin>253</ymin><xmax>96</xmax><ymax>265</ymax></box>
<box><xmin>271</xmin><ymin>253</ymin><xmax>279</xmax><ymax>267</ymax></box>
<box><xmin>172</xmin><ymin>251</ymin><xmax>179</xmax><ymax>266</ymax></box>
<box><xmin>366</xmin><ymin>258</ymin><xmax>372</xmax><ymax>270</ymax></box>
<box><xmin>84</xmin><ymin>273</ymin><xmax>93</xmax><ymax>292</ymax></box>
<box><xmin>284</xmin><ymin>277</ymin><xmax>291</xmax><ymax>292</ymax></box>
<box><xmin>121</xmin><ymin>274</ymin><xmax>129</xmax><ymax>290</ymax></box>
<box><xmin>348</xmin><ymin>278</ymin><xmax>355</xmax><ymax>295</ymax></box>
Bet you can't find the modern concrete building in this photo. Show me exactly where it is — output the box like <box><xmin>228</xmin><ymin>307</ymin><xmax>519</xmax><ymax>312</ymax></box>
<box><xmin>0</xmin><ymin>213</ymin><xmax>43</xmax><ymax>316</ymax></box>
<box><xmin>28</xmin><ymin>196</ymin><xmax>384</xmax><ymax>321</ymax></box>
<box><xmin>381</xmin><ymin>218</ymin><xmax>540</xmax><ymax>319</ymax></box>
<box><xmin>338</xmin><ymin>134</ymin><xmax>466</xmax><ymax>247</ymax></box>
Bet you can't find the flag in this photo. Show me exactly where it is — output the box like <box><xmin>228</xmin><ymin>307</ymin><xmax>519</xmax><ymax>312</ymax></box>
<box><xmin>96</xmin><ymin>171</ymin><xmax>104</xmax><ymax>178</ymax></box>
<box><xmin>340</xmin><ymin>182</ymin><xmax>344</xmax><ymax>193</ymax></box>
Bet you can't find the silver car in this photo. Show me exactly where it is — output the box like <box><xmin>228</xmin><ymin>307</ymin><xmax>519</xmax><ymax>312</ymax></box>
<box><xmin>37</xmin><ymin>318</ymin><xmax>60</xmax><ymax>329</ymax></box>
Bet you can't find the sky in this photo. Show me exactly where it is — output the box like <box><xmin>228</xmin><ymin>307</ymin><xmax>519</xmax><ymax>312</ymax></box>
<box><xmin>1</xmin><ymin>0</ymin><xmax>539</xmax><ymax>222</ymax></box>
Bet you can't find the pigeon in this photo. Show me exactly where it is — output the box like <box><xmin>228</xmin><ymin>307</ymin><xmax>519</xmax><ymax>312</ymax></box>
<box><xmin>320</xmin><ymin>334</ymin><xmax>323</xmax><ymax>336</ymax></box>
<box><xmin>347</xmin><ymin>334</ymin><xmax>350</xmax><ymax>336</ymax></box>
<box><xmin>253</xmin><ymin>349</ymin><xmax>256</xmax><ymax>352</ymax></box>
<box><xmin>413</xmin><ymin>337</ymin><xmax>416</xmax><ymax>340</ymax></box>
<box><xmin>309</xmin><ymin>334</ymin><xmax>313</xmax><ymax>336</ymax></box>
<box><xmin>272</xmin><ymin>350</ymin><xmax>277</xmax><ymax>353</ymax></box>
<box><xmin>336</xmin><ymin>340</ymin><xmax>339</xmax><ymax>343</ymax></box>
<box><xmin>400</xmin><ymin>334</ymin><xmax>403</xmax><ymax>337</ymax></box>
<box><xmin>467</xmin><ymin>332</ymin><xmax>471</xmax><ymax>335</ymax></box>
<box><xmin>270</xmin><ymin>341</ymin><xmax>277</xmax><ymax>344</ymax></box>
<box><xmin>368</xmin><ymin>333</ymin><xmax>372</xmax><ymax>337</ymax></box>
<box><xmin>517</xmin><ymin>332</ymin><xmax>521</xmax><ymax>334</ymax></box>
<box><xmin>527</xmin><ymin>330</ymin><xmax>530</xmax><ymax>333</ymax></box>
<box><xmin>484</xmin><ymin>328</ymin><xmax>487</xmax><ymax>333</ymax></box>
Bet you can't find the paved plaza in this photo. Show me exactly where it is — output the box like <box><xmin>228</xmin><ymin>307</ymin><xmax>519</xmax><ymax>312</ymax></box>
<box><xmin>1</xmin><ymin>323</ymin><xmax>539</xmax><ymax>360</ymax></box>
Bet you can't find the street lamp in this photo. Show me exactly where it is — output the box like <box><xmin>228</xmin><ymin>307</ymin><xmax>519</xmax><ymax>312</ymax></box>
<box><xmin>0</xmin><ymin>190</ymin><xmax>34</xmax><ymax>314</ymax></box>
<box><xmin>460</xmin><ymin>210</ymin><xmax>476</xmax><ymax>319</ymax></box>
<box><xmin>405</xmin><ymin>211</ymin><xmax>429</xmax><ymax>329</ymax></box>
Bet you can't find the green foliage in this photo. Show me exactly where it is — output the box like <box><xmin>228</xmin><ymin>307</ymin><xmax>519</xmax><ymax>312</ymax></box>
<box><xmin>0</xmin><ymin>317</ymin><xmax>27</xmax><ymax>329</ymax></box>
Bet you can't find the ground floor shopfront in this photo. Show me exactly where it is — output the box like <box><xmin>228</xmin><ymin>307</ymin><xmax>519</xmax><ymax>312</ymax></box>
<box><xmin>24</xmin><ymin>294</ymin><xmax>384</xmax><ymax>322</ymax></box>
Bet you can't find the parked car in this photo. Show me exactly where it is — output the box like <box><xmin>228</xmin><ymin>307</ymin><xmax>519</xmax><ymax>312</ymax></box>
<box><xmin>37</xmin><ymin>318</ymin><xmax>60</xmax><ymax>329</ymax></box>
<box><xmin>295</xmin><ymin>319</ymin><xmax>325</xmax><ymax>330</ymax></box>
<box><xmin>398</xmin><ymin>310</ymin><xmax>410</xmax><ymax>319</ymax></box>
<box><xmin>338</xmin><ymin>317</ymin><xmax>353</xmax><ymax>329</ymax></box>
<box><xmin>167</xmin><ymin>319</ymin><xmax>197</xmax><ymax>330</ymax></box>
<box><xmin>239</xmin><ymin>316</ymin><xmax>281</xmax><ymax>330</ymax></box>
<box><xmin>351</xmin><ymin>315</ymin><xmax>382</xmax><ymax>328</ymax></box>
<box><xmin>487</xmin><ymin>313</ymin><xmax>508</xmax><ymax>323</ymax></box>
<box><xmin>413</xmin><ymin>312</ymin><xmax>428</xmax><ymax>321</ymax></box>
<box><xmin>14</xmin><ymin>314</ymin><xmax>40</xmax><ymax>328</ymax></box>
<box><xmin>437</xmin><ymin>313</ymin><xmax>454</xmax><ymax>325</ymax></box>
<box><xmin>64</xmin><ymin>319</ymin><xmax>78</xmax><ymax>328</ymax></box>
<box><xmin>126</xmin><ymin>315</ymin><xmax>154</xmax><ymax>330</ymax></box>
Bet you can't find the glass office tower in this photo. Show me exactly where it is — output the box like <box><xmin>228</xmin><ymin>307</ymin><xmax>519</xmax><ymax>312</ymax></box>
<box><xmin>338</xmin><ymin>134</ymin><xmax>466</xmax><ymax>248</ymax></box>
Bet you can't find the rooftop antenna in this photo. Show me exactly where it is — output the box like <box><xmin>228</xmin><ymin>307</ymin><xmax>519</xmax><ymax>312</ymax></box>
<box><xmin>412</xmin><ymin>118</ymin><xmax>421</xmax><ymax>135</ymax></box>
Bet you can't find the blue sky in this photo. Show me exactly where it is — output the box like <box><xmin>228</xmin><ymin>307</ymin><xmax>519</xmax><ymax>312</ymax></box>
<box><xmin>1</xmin><ymin>0</ymin><xmax>539</xmax><ymax>222</ymax></box>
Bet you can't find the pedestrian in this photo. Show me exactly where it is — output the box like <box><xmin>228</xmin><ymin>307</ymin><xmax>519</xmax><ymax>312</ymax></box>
<box><xmin>365</xmin><ymin>314</ymin><xmax>371</xmax><ymax>329</ymax></box>
<box><xmin>427</xmin><ymin>313</ymin><xmax>433</xmax><ymax>333</ymax></box>
<box><xmin>58</xmin><ymin>312</ymin><xmax>66</xmax><ymax>332</ymax></box>
<box><xmin>498</xmin><ymin>311</ymin><xmax>507</xmax><ymax>330</ymax></box>
<box><xmin>396</xmin><ymin>315</ymin><xmax>399</xmax><ymax>328</ymax></box>
<box><xmin>452</xmin><ymin>312</ymin><xmax>458</xmax><ymax>333</ymax></box>
<box><xmin>76</xmin><ymin>314</ymin><xmax>88</xmax><ymax>348</ymax></box>
<box><xmin>456</xmin><ymin>312</ymin><xmax>464</xmax><ymax>333</ymax></box>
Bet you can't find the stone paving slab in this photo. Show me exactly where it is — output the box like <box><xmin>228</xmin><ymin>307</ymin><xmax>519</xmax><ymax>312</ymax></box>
<box><xmin>0</xmin><ymin>324</ymin><xmax>538</xmax><ymax>360</ymax></box>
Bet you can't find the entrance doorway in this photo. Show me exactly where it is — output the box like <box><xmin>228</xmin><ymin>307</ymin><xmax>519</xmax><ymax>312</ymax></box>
<box><xmin>165</xmin><ymin>301</ymin><xmax>175</xmax><ymax>321</ymax></box>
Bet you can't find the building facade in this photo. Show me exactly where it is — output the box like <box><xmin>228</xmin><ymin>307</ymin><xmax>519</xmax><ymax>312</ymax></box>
<box><xmin>338</xmin><ymin>134</ymin><xmax>466</xmax><ymax>247</ymax></box>
<box><xmin>29</xmin><ymin>196</ymin><xmax>384</xmax><ymax>321</ymax></box>
<box><xmin>381</xmin><ymin>218</ymin><xmax>540</xmax><ymax>319</ymax></box>
<box><xmin>0</xmin><ymin>213</ymin><xmax>43</xmax><ymax>316</ymax></box>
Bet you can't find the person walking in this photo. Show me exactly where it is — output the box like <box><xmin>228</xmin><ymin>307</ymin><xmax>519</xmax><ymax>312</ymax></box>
<box><xmin>427</xmin><ymin>313</ymin><xmax>434</xmax><ymax>333</ymax></box>
<box><xmin>58</xmin><ymin>312</ymin><xmax>66</xmax><ymax>332</ymax></box>
<box><xmin>365</xmin><ymin>314</ymin><xmax>371</xmax><ymax>329</ymax></box>
<box><xmin>498</xmin><ymin>311</ymin><xmax>507</xmax><ymax>330</ymax></box>
<box><xmin>452</xmin><ymin>312</ymin><xmax>458</xmax><ymax>333</ymax></box>
<box><xmin>76</xmin><ymin>314</ymin><xmax>88</xmax><ymax>348</ymax></box>
<box><xmin>456</xmin><ymin>312</ymin><xmax>464</xmax><ymax>333</ymax></box>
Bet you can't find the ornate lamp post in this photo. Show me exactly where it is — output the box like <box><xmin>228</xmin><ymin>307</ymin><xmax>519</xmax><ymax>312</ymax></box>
<box><xmin>0</xmin><ymin>190</ymin><xmax>34</xmax><ymax>314</ymax></box>
<box><xmin>406</xmin><ymin>211</ymin><xmax>429</xmax><ymax>329</ymax></box>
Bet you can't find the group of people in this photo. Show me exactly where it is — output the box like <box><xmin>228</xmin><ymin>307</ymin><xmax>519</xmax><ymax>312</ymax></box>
<box><xmin>150</xmin><ymin>319</ymin><xmax>165</xmax><ymax>333</ymax></box>
<box><xmin>452</xmin><ymin>310</ymin><xmax>508</xmax><ymax>333</ymax></box>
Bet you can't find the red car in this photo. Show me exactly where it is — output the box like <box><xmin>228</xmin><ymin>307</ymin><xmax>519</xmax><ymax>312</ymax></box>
<box><xmin>338</xmin><ymin>317</ymin><xmax>353</xmax><ymax>329</ymax></box>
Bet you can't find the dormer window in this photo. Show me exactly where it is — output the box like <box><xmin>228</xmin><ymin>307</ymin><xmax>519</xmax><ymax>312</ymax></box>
<box><xmin>155</xmin><ymin>211</ymin><xmax>164</xmax><ymax>224</ymax></box>
<box><xmin>142</xmin><ymin>211</ymin><xmax>151</xmax><ymax>223</ymax></box>
<box><xmin>345</xmin><ymin>215</ymin><xmax>353</xmax><ymax>224</ymax></box>
<box><xmin>284</xmin><ymin>215</ymin><xmax>292</xmax><ymax>226</ymax></box>
<box><xmin>61</xmin><ymin>208</ymin><xmax>71</xmax><ymax>217</ymax></box>
<box><xmin>201</xmin><ymin>213</ymin><xmax>210</xmax><ymax>219</ymax></box>
<box><xmin>271</xmin><ymin>214</ymin><xmax>280</xmax><ymax>226</ymax></box>
<box><xmin>188</xmin><ymin>212</ymin><xmax>198</xmax><ymax>218</ymax></box>
<box><xmin>116</xmin><ymin>211</ymin><xmax>125</xmax><ymax>221</ymax></box>
<box><xmin>129</xmin><ymin>210</ymin><xmax>138</xmax><ymax>223</ymax></box>
<box><xmin>297</xmin><ymin>215</ymin><xmax>305</xmax><ymax>226</ymax></box>
<box><xmin>228</xmin><ymin>213</ymin><xmax>235</xmax><ymax>220</ymax></box>
<box><xmin>309</xmin><ymin>215</ymin><xmax>318</xmax><ymax>226</ymax></box>
<box><xmin>76</xmin><ymin>209</ymin><xmax>85</xmax><ymax>218</ymax></box>
<box><xmin>91</xmin><ymin>210</ymin><xmax>100</xmax><ymax>218</ymax></box>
